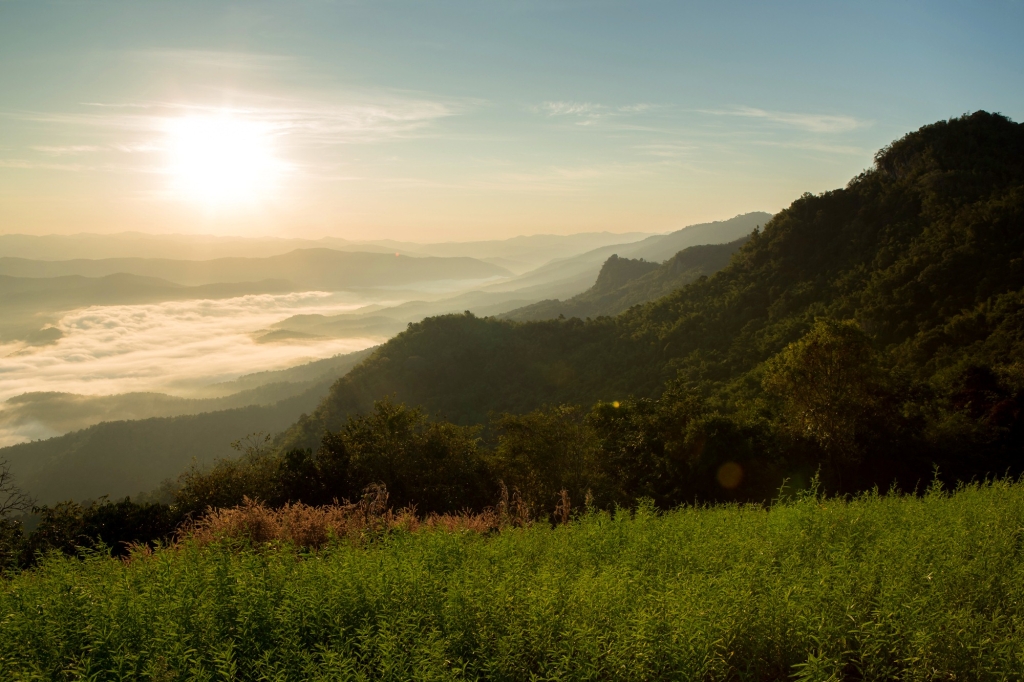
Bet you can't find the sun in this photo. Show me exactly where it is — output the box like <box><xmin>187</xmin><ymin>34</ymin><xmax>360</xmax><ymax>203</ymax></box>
<box><xmin>164</xmin><ymin>113</ymin><xmax>284</xmax><ymax>206</ymax></box>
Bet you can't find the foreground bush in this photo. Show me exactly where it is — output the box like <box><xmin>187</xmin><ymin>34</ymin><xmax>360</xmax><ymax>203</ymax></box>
<box><xmin>3</xmin><ymin>481</ymin><xmax>1024</xmax><ymax>680</ymax></box>
<box><xmin>187</xmin><ymin>485</ymin><xmax>530</xmax><ymax>549</ymax></box>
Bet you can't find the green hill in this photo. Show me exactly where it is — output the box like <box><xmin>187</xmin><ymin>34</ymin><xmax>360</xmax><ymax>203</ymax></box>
<box><xmin>500</xmin><ymin>237</ymin><xmax>747</xmax><ymax>322</ymax></box>
<box><xmin>277</xmin><ymin>111</ymin><xmax>1024</xmax><ymax>478</ymax></box>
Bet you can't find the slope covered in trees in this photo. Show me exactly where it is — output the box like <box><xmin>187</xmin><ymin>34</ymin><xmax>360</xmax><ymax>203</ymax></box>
<box><xmin>501</xmin><ymin>237</ymin><xmax>747</xmax><ymax>322</ymax></box>
<box><xmin>4</xmin><ymin>112</ymin><xmax>1024</xmax><ymax>575</ymax></box>
<box><xmin>275</xmin><ymin>112</ymin><xmax>1024</xmax><ymax>497</ymax></box>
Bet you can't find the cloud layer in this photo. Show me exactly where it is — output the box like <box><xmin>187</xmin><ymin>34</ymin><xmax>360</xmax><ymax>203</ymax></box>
<box><xmin>0</xmin><ymin>292</ymin><xmax>382</xmax><ymax>444</ymax></box>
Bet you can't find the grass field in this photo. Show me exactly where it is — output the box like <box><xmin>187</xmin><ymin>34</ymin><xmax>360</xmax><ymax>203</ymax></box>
<box><xmin>2</xmin><ymin>481</ymin><xmax>1024</xmax><ymax>681</ymax></box>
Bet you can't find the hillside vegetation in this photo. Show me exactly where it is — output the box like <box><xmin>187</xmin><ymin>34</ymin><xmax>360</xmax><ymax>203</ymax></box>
<box><xmin>274</xmin><ymin>112</ymin><xmax>1024</xmax><ymax>500</ymax></box>
<box><xmin>2</xmin><ymin>481</ymin><xmax>1023</xmax><ymax>680</ymax></box>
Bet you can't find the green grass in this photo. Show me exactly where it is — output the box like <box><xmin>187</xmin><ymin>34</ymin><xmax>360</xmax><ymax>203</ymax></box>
<box><xmin>3</xmin><ymin>482</ymin><xmax>1024</xmax><ymax>680</ymax></box>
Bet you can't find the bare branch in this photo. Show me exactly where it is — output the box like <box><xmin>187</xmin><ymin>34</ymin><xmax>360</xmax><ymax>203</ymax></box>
<box><xmin>0</xmin><ymin>459</ymin><xmax>34</xmax><ymax>517</ymax></box>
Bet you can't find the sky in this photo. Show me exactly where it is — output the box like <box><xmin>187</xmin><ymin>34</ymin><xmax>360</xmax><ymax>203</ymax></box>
<box><xmin>1</xmin><ymin>0</ymin><xmax>1022</xmax><ymax>242</ymax></box>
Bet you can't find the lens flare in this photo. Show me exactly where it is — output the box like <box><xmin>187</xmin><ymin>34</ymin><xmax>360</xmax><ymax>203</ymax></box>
<box><xmin>716</xmin><ymin>461</ymin><xmax>743</xmax><ymax>489</ymax></box>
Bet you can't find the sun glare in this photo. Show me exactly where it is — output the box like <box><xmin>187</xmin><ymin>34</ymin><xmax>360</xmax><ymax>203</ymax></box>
<box><xmin>164</xmin><ymin>113</ymin><xmax>284</xmax><ymax>206</ymax></box>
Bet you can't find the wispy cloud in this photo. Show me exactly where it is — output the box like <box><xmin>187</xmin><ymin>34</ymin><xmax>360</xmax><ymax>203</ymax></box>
<box><xmin>133</xmin><ymin>49</ymin><xmax>299</xmax><ymax>72</ymax></box>
<box><xmin>617</xmin><ymin>103</ymin><xmax>654</xmax><ymax>114</ymax></box>
<box><xmin>750</xmin><ymin>139</ymin><xmax>870</xmax><ymax>156</ymax></box>
<box><xmin>535</xmin><ymin>101</ymin><xmax>656</xmax><ymax>127</ymax></box>
<box><xmin>0</xmin><ymin>159</ymin><xmax>93</xmax><ymax>171</ymax></box>
<box><xmin>540</xmin><ymin>101</ymin><xmax>599</xmax><ymax>117</ymax></box>
<box><xmin>0</xmin><ymin>91</ymin><xmax>469</xmax><ymax>180</ymax></box>
<box><xmin>31</xmin><ymin>145</ymin><xmax>102</xmax><ymax>155</ymax></box>
<box><xmin>476</xmin><ymin>161</ymin><xmax>663</xmax><ymax>193</ymax></box>
<box><xmin>634</xmin><ymin>142</ymin><xmax>695</xmax><ymax>158</ymax></box>
<box><xmin>702</xmin><ymin>106</ymin><xmax>867</xmax><ymax>133</ymax></box>
<box><xmin>536</xmin><ymin>100</ymin><xmax>603</xmax><ymax>125</ymax></box>
<box><xmin>21</xmin><ymin>95</ymin><xmax>465</xmax><ymax>144</ymax></box>
<box><xmin>281</xmin><ymin>99</ymin><xmax>463</xmax><ymax>144</ymax></box>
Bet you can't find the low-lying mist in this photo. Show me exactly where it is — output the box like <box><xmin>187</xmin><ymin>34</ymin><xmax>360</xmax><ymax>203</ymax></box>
<box><xmin>0</xmin><ymin>291</ymin><xmax>383</xmax><ymax>446</ymax></box>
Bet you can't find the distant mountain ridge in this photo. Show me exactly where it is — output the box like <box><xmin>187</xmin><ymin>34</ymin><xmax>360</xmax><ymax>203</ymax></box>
<box><xmin>501</xmin><ymin>237</ymin><xmax>748</xmax><ymax>322</ymax></box>
<box><xmin>263</xmin><ymin>214</ymin><xmax>771</xmax><ymax>342</ymax></box>
<box><xmin>0</xmin><ymin>349</ymin><xmax>374</xmax><ymax>503</ymax></box>
<box><xmin>0</xmin><ymin>248</ymin><xmax>510</xmax><ymax>289</ymax></box>
<box><xmin>477</xmin><ymin>212</ymin><xmax>771</xmax><ymax>298</ymax></box>
<box><xmin>0</xmin><ymin>231</ymin><xmax>656</xmax><ymax>273</ymax></box>
<box><xmin>0</xmin><ymin>211</ymin><xmax>774</xmax><ymax>501</ymax></box>
<box><xmin>0</xmin><ymin>249</ymin><xmax>511</xmax><ymax>343</ymax></box>
<box><xmin>274</xmin><ymin>112</ymin><xmax>1024</xmax><ymax>460</ymax></box>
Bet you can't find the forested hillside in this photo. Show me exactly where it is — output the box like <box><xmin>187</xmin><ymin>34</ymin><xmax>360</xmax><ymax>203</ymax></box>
<box><xmin>501</xmin><ymin>237</ymin><xmax>747</xmax><ymax>322</ymax></box>
<box><xmin>274</xmin><ymin>112</ymin><xmax>1024</xmax><ymax>498</ymax></box>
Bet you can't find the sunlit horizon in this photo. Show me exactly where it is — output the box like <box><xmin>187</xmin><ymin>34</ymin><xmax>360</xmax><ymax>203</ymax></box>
<box><xmin>3</xmin><ymin>2</ymin><xmax>1020</xmax><ymax>242</ymax></box>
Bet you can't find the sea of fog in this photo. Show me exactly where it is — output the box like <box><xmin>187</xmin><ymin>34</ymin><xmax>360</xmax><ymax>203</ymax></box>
<box><xmin>0</xmin><ymin>291</ymin><xmax>384</xmax><ymax>416</ymax></box>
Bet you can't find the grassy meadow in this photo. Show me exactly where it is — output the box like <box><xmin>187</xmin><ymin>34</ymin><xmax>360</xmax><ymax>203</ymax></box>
<box><xmin>2</xmin><ymin>481</ymin><xmax>1024</xmax><ymax>681</ymax></box>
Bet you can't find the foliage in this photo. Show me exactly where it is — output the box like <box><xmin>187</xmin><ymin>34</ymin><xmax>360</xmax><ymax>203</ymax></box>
<box><xmin>177</xmin><ymin>399</ymin><xmax>495</xmax><ymax>516</ymax></box>
<box><xmin>0</xmin><ymin>519</ymin><xmax>22</xmax><ymax>574</ymax></box>
<box><xmin>492</xmin><ymin>404</ymin><xmax>606</xmax><ymax>513</ymax></box>
<box><xmin>273</xmin><ymin>112</ymin><xmax>1024</xmax><ymax>498</ymax></box>
<box><xmin>3</xmin><ymin>481</ymin><xmax>1024</xmax><ymax>679</ymax></box>
<box><xmin>0</xmin><ymin>497</ymin><xmax>183</xmax><ymax>570</ymax></box>
<box><xmin>186</xmin><ymin>493</ymin><xmax>521</xmax><ymax>550</ymax></box>
<box><xmin>762</xmin><ymin>320</ymin><xmax>882</xmax><ymax>464</ymax></box>
<box><xmin>589</xmin><ymin>387</ymin><xmax>778</xmax><ymax>507</ymax></box>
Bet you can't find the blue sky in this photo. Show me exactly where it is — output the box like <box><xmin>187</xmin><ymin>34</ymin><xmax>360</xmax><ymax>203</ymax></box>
<box><xmin>1</xmin><ymin>0</ymin><xmax>1021</xmax><ymax>240</ymax></box>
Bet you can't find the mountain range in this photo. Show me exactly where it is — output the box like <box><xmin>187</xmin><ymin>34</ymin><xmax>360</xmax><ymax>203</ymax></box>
<box><xmin>275</xmin><ymin>111</ymin><xmax>1024</xmax><ymax>477</ymax></box>
<box><xmin>0</xmin><ymin>216</ymin><xmax>768</xmax><ymax>501</ymax></box>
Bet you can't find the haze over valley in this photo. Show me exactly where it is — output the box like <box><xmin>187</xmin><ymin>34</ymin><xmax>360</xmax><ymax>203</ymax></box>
<box><xmin>0</xmin><ymin>215</ymin><xmax>766</xmax><ymax>456</ymax></box>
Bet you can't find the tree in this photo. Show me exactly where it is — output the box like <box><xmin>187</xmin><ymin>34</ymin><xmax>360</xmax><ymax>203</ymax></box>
<box><xmin>492</xmin><ymin>405</ymin><xmax>605</xmax><ymax>516</ymax></box>
<box><xmin>174</xmin><ymin>432</ymin><xmax>282</xmax><ymax>516</ymax></box>
<box><xmin>589</xmin><ymin>386</ymin><xmax>766</xmax><ymax>506</ymax></box>
<box><xmin>315</xmin><ymin>398</ymin><xmax>493</xmax><ymax>513</ymax></box>
<box><xmin>762</xmin><ymin>319</ymin><xmax>879</xmax><ymax>467</ymax></box>
<box><xmin>0</xmin><ymin>459</ymin><xmax>32</xmax><ymax>518</ymax></box>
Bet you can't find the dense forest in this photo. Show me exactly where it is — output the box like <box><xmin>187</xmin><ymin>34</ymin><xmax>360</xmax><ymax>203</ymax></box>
<box><xmin>3</xmin><ymin>111</ymin><xmax>1024</xmax><ymax>568</ymax></box>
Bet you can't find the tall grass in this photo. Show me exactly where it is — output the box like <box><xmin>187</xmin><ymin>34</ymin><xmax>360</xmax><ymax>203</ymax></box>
<box><xmin>2</xmin><ymin>481</ymin><xmax>1024</xmax><ymax>680</ymax></box>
